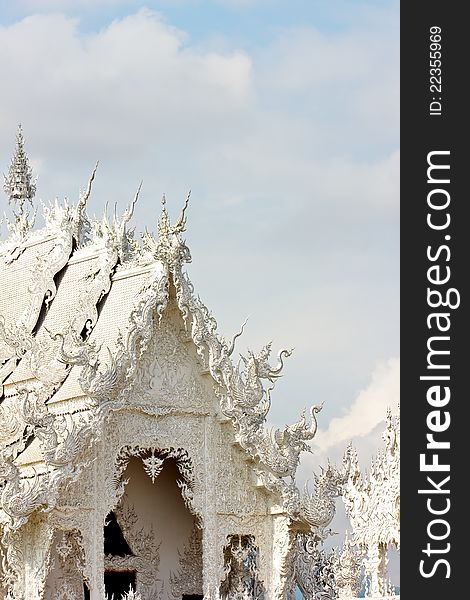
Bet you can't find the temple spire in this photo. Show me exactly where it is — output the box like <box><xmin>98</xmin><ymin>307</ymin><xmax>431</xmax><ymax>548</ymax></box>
<box><xmin>142</xmin><ymin>192</ymin><xmax>192</xmax><ymax>268</ymax></box>
<box><xmin>3</xmin><ymin>125</ymin><xmax>36</xmax><ymax>230</ymax></box>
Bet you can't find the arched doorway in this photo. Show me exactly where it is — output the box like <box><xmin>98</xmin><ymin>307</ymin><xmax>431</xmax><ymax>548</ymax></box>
<box><xmin>105</xmin><ymin>448</ymin><xmax>203</xmax><ymax>600</ymax></box>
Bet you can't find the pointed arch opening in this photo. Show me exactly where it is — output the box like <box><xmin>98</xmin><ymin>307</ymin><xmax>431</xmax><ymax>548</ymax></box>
<box><xmin>106</xmin><ymin>447</ymin><xmax>203</xmax><ymax>599</ymax></box>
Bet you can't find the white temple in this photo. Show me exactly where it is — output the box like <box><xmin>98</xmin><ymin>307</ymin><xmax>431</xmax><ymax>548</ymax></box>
<box><xmin>0</xmin><ymin>128</ymin><xmax>399</xmax><ymax>600</ymax></box>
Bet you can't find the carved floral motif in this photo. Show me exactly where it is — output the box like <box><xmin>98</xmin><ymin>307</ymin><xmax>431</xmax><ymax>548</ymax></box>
<box><xmin>220</xmin><ymin>535</ymin><xmax>265</xmax><ymax>600</ymax></box>
<box><xmin>169</xmin><ymin>523</ymin><xmax>203</xmax><ymax>599</ymax></box>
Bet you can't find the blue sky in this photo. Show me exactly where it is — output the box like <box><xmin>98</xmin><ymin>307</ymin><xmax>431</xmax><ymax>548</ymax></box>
<box><xmin>0</xmin><ymin>1</ymin><xmax>398</xmax><ymax>37</ymax></box>
<box><xmin>0</xmin><ymin>0</ymin><xmax>399</xmax><ymax>577</ymax></box>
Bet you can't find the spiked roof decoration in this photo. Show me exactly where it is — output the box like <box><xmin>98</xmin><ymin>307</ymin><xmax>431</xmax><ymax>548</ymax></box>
<box><xmin>3</xmin><ymin>125</ymin><xmax>37</xmax><ymax>236</ymax></box>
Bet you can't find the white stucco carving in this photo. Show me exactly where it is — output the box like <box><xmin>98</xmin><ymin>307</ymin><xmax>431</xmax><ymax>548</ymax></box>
<box><xmin>342</xmin><ymin>411</ymin><xmax>400</xmax><ymax>598</ymax></box>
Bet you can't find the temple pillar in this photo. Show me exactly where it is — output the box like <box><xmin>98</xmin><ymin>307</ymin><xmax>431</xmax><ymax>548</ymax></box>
<box><xmin>89</xmin><ymin>455</ymin><xmax>105</xmax><ymax>600</ymax></box>
<box><xmin>271</xmin><ymin>514</ymin><xmax>293</xmax><ymax>599</ymax></box>
<box><xmin>202</xmin><ymin>416</ymin><xmax>222</xmax><ymax>600</ymax></box>
<box><xmin>365</xmin><ymin>542</ymin><xmax>388</xmax><ymax>598</ymax></box>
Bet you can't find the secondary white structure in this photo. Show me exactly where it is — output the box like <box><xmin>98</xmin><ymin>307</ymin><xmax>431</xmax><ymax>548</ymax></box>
<box><xmin>342</xmin><ymin>412</ymin><xmax>400</xmax><ymax>599</ymax></box>
<box><xmin>0</xmin><ymin>128</ymin><xmax>399</xmax><ymax>600</ymax></box>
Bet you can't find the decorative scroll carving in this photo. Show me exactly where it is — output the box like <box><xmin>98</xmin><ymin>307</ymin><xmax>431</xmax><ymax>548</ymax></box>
<box><xmin>170</xmin><ymin>523</ymin><xmax>203</xmax><ymax>599</ymax></box>
<box><xmin>141</xmin><ymin>450</ymin><xmax>165</xmax><ymax>484</ymax></box>
<box><xmin>45</xmin><ymin>529</ymin><xmax>88</xmax><ymax>600</ymax></box>
<box><xmin>295</xmin><ymin>534</ymin><xmax>337</xmax><ymax>600</ymax></box>
<box><xmin>3</xmin><ymin>124</ymin><xmax>36</xmax><ymax>241</ymax></box>
<box><xmin>280</xmin><ymin>533</ymin><xmax>340</xmax><ymax>600</ymax></box>
<box><xmin>219</xmin><ymin>535</ymin><xmax>265</xmax><ymax>600</ymax></box>
<box><xmin>342</xmin><ymin>411</ymin><xmax>400</xmax><ymax>597</ymax></box>
<box><xmin>129</xmin><ymin>306</ymin><xmax>210</xmax><ymax>414</ymax></box>
<box><xmin>141</xmin><ymin>193</ymin><xmax>192</xmax><ymax>269</ymax></box>
<box><xmin>0</xmin><ymin>456</ymin><xmax>47</xmax><ymax>531</ymax></box>
<box><xmin>216</xmin><ymin>436</ymin><xmax>259</xmax><ymax>517</ymax></box>
<box><xmin>331</xmin><ymin>534</ymin><xmax>362</xmax><ymax>599</ymax></box>
<box><xmin>300</xmin><ymin>463</ymin><xmax>347</xmax><ymax>543</ymax></box>
<box><xmin>105</xmin><ymin>502</ymin><xmax>161</xmax><ymax>599</ymax></box>
<box><xmin>112</xmin><ymin>445</ymin><xmax>200</xmax><ymax>521</ymax></box>
<box><xmin>0</xmin><ymin>526</ymin><xmax>25</xmax><ymax>599</ymax></box>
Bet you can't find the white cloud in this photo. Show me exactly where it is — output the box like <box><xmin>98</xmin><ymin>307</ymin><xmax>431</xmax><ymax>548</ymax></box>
<box><xmin>0</xmin><ymin>10</ymin><xmax>253</xmax><ymax>151</ymax></box>
<box><xmin>0</xmin><ymin>8</ymin><xmax>398</xmax><ymax>435</ymax></box>
<box><xmin>312</xmin><ymin>357</ymin><xmax>400</xmax><ymax>455</ymax></box>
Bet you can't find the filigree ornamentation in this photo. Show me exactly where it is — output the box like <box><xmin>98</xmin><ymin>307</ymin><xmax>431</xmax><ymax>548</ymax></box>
<box><xmin>45</xmin><ymin>529</ymin><xmax>88</xmax><ymax>600</ymax></box>
<box><xmin>0</xmin><ymin>455</ymin><xmax>47</xmax><ymax>531</ymax></box>
<box><xmin>129</xmin><ymin>305</ymin><xmax>211</xmax><ymax>414</ymax></box>
<box><xmin>220</xmin><ymin>535</ymin><xmax>266</xmax><ymax>600</ymax></box>
<box><xmin>169</xmin><ymin>523</ymin><xmax>203</xmax><ymax>599</ymax></box>
<box><xmin>282</xmin><ymin>533</ymin><xmax>337</xmax><ymax>600</ymax></box>
<box><xmin>216</xmin><ymin>437</ymin><xmax>259</xmax><ymax>517</ymax></box>
<box><xmin>142</xmin><ymin>193</ymin><xmax>192</xmax><ymax>268</ymax></box>
<box><xmin>331</xmin><ymin>534</ymin><xmax>362</xmax><ymax>598</ymax></box>
<box><xmin>141</xmin><ymin>450</ymin><xmax>165</xmax><ymax>484</ymax></box>
<box><xmin>105</xmin><ymin>501</ymin><xmax>161</xmax><ymax>599</ymax></box>
<box><xmin>300</xmin><ymin>463</ymin><xmax>347</xmax><ymax>543</ymax></box>
<box><xmin>254</xmin><ymin>405</ymin><xmax>321</xmax><ymax>479</ymax></box>
<box><xmin>111</xmin><ymin>445</ymin><xmax>200</xmax><ymax>521</ymax></box>
<box><xmin>0</xmin><ymin>525</ymin><xmax>25</xmax><ymax>598</ymax></box>
<box><xmin>342</xmin><ymin>410</ymin><xmax>400</xmax><ymax>597</ymax></box>
<box><xmin>3</xmin><ymin>124</ymin><xmax>36</xmax><ymax>240</ymax></box>
<box><xmin>56</xmin><ymin>531</ymin><xmax>74</xmax><ymax>563</ymax></box>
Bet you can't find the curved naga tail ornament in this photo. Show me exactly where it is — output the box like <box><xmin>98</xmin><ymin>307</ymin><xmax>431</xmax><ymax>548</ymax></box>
<box><xmin>213</xmin><ymin>339</ymin><xmax>324</xmax><ymax>482</ymax></box>
<box><xmin>300</xmin><ymin>462</ymin><xmax>348</xmax><ymax>543</ymax></box>
<box><xmin>255</xmin><ymin>405</ymin><xmax>322</xmax><ymax>479</ymax></box>
<box><xmin>0</xmin><ymin>456</ymin><xmax>46</xmax><ymax>530</ymax></box>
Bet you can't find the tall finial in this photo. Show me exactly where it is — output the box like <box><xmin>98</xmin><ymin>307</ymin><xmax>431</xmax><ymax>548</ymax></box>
<box><xmin>143</xmin><ymin>191</ymin><xmax>192</xmax><ymax>268</ymax></box>
<box><xmin>3</xmin><ymin>124</ymin><xmax>37</xmax><ymax>220</ymax></box>
<box><xmin>157</xmin><ymin>193</ymin><xmax>171</xmax><ymax>240</ymax></box>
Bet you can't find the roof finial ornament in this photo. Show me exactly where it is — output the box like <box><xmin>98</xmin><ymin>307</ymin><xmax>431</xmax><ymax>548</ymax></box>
<box><xmin>143</xmin><ymin>191</ymin><xmax>192</xmax><ymax>268</ymax></box>
<box><xmin>157</xmin><ymin>193</ymin><xmax>170</xmax><ymax>240</ymax></box>
<box><xmin>3</xmin><ymin>124</ymin><xmax>37</xmax><ymax>236</ymax></box>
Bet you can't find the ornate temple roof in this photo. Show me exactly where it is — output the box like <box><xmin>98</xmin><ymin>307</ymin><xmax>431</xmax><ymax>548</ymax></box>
<box><xmin>0</xmin><ymin>127</ymin><xmax>333</xmax><ymax>539</ymax></box>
